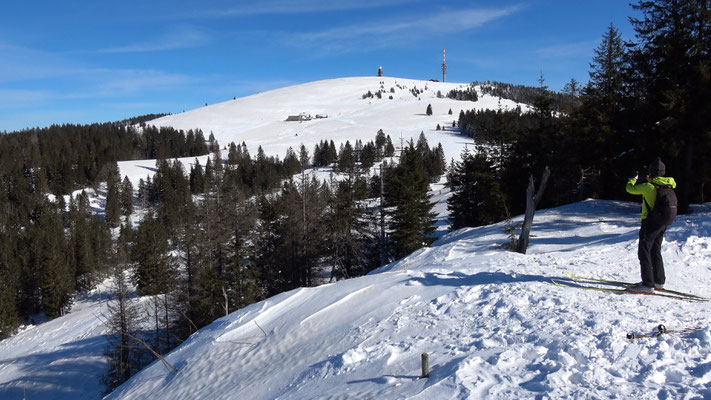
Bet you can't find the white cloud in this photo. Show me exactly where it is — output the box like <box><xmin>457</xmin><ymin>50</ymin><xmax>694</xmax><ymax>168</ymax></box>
<box><xmin>0</xmin><ymin>89</ymin><xmax>53</xmax><ymax>108</ymax></box>
<box><xmin>192</xmin><ymin>0</ymin><xmax>421</xmax><ymax>17</ymax></box>
<box><xmin>0</xmin><ymin>44</ymin><xmax>83</xmax><ymax>83</ymax></box>
<box><xmin>285</xmin><ymin>5</ymin><xmax>523</xmax><ymax>51</ymax></box>
<box><xmin>94</xmin><ymin>26</ymin><xmax>210</xmax><ymax>54</ymax></box>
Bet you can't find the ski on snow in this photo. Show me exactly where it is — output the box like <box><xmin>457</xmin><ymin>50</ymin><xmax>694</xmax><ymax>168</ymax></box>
<box><xmin>550</xmin><ymin>279</ymin><xmax>703</xmax><ymax>301</ymax></box>
<box><xmin>565</xmin><ymin>271</ymin><xmax>709</xmax><ymax>301</ymax></box>
<box><xmin>627</xmin><ymin>324</ymin><xmax>703</xmax><ymax>339</ymax></box>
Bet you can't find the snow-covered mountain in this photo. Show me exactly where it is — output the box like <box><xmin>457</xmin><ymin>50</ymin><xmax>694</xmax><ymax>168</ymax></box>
<box><xmin>2</xmin><ymin>77</ymin><xmax>711</xmax><ymax>399</ymax></box>
<box><xmin>117</xmin><ymin>76</ymin><xmax>524</xmax><ymax>188</ymax></box>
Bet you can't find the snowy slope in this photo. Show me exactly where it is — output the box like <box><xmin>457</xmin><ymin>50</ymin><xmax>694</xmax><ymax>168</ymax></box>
<box><xmin>117</xmin><ymin>77</ymin><xmax>523</xmax><ymax>188</ymax></box>
<box><xmin>104</xmin><ymin>200</ymin><xmax>711</xmax><ymax>400</ymax></box>
<box><xmin>146</xmin><ymin>76</ymin><xmax>508</xmax><ymax>160</ymax></box>
<box><xmin>0</xmin><ymin>279</ymin><xmax>116</xmax><ymax>399</ymax></box>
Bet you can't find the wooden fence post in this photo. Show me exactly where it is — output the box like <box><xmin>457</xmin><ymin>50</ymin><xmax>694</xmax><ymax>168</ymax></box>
<box><xmin>421</xmin><ymin>353</ymin><xmax>430</xmax><ymax>378</ymax></box>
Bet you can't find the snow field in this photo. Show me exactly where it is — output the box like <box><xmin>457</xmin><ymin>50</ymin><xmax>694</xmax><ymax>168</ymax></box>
<box><xmin>106</xmin><ymin>200</ymin><xmax>711</xmax><ymax>399</ymax></box>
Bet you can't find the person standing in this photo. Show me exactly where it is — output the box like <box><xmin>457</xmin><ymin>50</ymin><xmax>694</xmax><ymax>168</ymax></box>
<box><xmin>625</xmin><ymin>157</ymin><xmax>677</xmax><ymax>293</ymax></box>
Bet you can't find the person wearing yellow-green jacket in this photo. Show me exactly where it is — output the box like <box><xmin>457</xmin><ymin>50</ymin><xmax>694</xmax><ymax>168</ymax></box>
<box><xmin>625</xmin><ymin>157</ymin><xmax>677</xmax><ymax>293</ymax></box>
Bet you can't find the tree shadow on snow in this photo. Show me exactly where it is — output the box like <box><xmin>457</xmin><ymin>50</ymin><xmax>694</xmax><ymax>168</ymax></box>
<box><xmin>407</xmin><ymin>271</ymin><xmax>555</xmax><ymax>288</ymax></box>
<box><xmin>0</xmin><ymin>335</ymin><xmax>109</xmax><ymax>400</ymax></box>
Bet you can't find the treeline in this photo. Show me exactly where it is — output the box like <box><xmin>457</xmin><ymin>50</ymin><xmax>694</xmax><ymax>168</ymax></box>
<box><xmin>448</xmin><ymin>1</ymin><xmax>711</xmax><ymax>229</ymax></box>
<box><xmin>476</xmin><ymin>81</ymin><xmax>578</xmax><ymax>114</ymax></box>
<box><xmin>0</xmin><ymin>122</ymin><xmax>209</xmax><ymax>194</ymax></box>
<box><xmin>446</xmin><ymin>85</ymin><xmax>479</xmax><ymax>102</ymax></box>
<box><xmin>117</xmin><ymin>113</ymin><xmax>170</xmax><ymax>127</ymax></box>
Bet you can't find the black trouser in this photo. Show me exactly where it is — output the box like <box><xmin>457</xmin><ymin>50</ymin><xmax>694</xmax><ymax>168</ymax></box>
<box><xmin>638</xmin><ymin>219</ymin><xmax>667</xmax><ymax>287</ymax></box>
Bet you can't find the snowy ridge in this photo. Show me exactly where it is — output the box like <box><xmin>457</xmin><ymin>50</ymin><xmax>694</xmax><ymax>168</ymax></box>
<box><xmin>104</xmin><ymin>200</ymin><xmax>711</xmax><ymax>399</ymax></box>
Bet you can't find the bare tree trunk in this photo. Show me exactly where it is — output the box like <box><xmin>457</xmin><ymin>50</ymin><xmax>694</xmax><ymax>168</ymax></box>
<box><xmin>517</xmin><ymin>167</ymin><xmax>550</xmax><ymax>254</ymax></box>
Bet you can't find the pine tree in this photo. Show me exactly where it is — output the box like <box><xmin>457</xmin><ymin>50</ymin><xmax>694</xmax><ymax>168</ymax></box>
<box><xmin>447</xmin><ymin>149</ymin><xmax>507</xmax><ymax>229</ymax></box>
<box><xmin>426</xmin><ymin>104</ymin><xmax>433</xmax><ymax>116</ymax></box>
<box><xmin>385</xmin><ymin>143</ymin><xmax>437</xmax><ymax>259</ymax></box>
<box><xmin>35</xmin><ymin>205</ymin><xmax>75</xmax><ymax>318</ymax></box>
<box><xmin>627</xmin><ymin>0</ymin><xmax>711</xmax><ymax>208</ymax></box>
<box><xmin>189</xmin><ymin>159</ymin><xmax>205</xmax><ymax>194</ymax></box>
<box><xmin>326</xmin><ymin>175</ymin><xmax>375</xmax><ymax>279</ymax></box>
<box><xmin>105</xmin><ymin>163</ymin><xmax>122</xmax><ymax>228</ymax></box>
<box><xmin>337</xmin><ymin>141</ymin><xmax>356</xmax><ymax>173</ymax></box>
<box><xmin>385</xmin><ymin>136</ymin><xmax>395</xmax><ymax>157</ymax></box>
<box><xmin>299</xmin><ymin>144</ymin><xmax>310</xmax><ymax>170</ymax></box>
<box><xmin>120</xmin><ymin>176</ymin><xmax>134</xmax><ymax>219</ymax></box>
<box><xmin>133</xmin><ymin>213</ymin><xmax>174</xmax><ymax>296</ymax></box>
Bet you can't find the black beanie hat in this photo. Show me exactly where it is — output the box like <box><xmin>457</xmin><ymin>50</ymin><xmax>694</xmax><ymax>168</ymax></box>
<box><xmin>648</xmin><ymin>157</ymin><xmax>665</xmax><ymax>176</ymax></box>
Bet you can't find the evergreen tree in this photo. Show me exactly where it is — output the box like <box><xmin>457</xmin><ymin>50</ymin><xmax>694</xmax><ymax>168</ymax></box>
<box><xmin>385</xmin><ymin>143</ymin><xmax>437</xmax><ymax>259</ymax></box>
<box><xmin>299</xmin><ymin>144</ymin><xmax>310</xmax><ymax>170</ymax></box>
<box><xmin>447</xmin><ymin>149</ymin><xmax>507</xmax><ymax>229</ymax></box>
<box><xmin>34</xmin><ymin>205</ymin><xmax>75</xmax><ymax>318</ymax></box>
<box><xmin>360</xmin><ymin>141</ymin><xmax>377</xmax><ymax>171</ymax></box>
<box><xmin>283</xmin><ymin>147</ymin><xmax>301</xmax><ymax>176</ymax></box>
<box><xmin>189</xmin><ymin>159</ymin><xmax>205</xmax><ymax>194</ymax></box>
<box><xmin>375</xmin><ymin>129</ymin><xmax>387</xmax><ymax>160</ymax></box>
<box><xmin>337</xmin><ymin>141</ymin><xmax>356</xmax><ymax>173</ymax></box>
<box><xmin>105</xmin><ymin>163</ymin><xmax>122</xmax><ymax>228</ymax></box>
<box><xmin>326</xmin><ymin>175</ymin><xmax>375</xmax><ymax>279</ymax></box>
<box><xmin>385</xmin><ymin>136</ymin><xmax>395</xmax><ymax>157</ymax></box>
<box><xmin>133</xmin><ymin>213</ymin><xmax>174</xmax><ymax>296</ymax></box>
<box><xmin>227</xmin><ymin>142</ymin><xmax>239</xmax><ymax>165</ymax></box>
<box><xmin>426</xmin><ymin>104</ymin><xmax>433</xmax><ymax>116</ymax></box>
<box><xmin>120</xmin><ymin>176</ymin><xmax>134</xmax><ymax>219</ymax></box>
<box><xmin>627</xmin><ymin>0</ymin><xmax>711</xmax><ymax>208</ymax></box>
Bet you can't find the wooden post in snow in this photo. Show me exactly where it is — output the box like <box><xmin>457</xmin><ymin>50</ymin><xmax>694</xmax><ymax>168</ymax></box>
<box><xmin>516</xmin><ymin>166</ymin><xmax>551</xmax><ymax>254</ymax></box>
<box><xmin>421</xmin><ymin>353</ymin><xmax>430</xmax><ymax>378</ymax></box>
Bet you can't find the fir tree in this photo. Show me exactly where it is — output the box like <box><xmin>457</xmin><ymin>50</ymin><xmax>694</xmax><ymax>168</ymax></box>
<box><xmin>447</xmin><ymin>149</ymin><xmax>507</xmax><ymax>229</ymax></box>
<box><xmin>105</xmin><ymin>163</ymin><xmax>122</xmax><ymax>228</ymax></box>
<box><xmin>299</xmin><ymin>144</ymin><xmax>310</xmax><ymax>170</ymax></box>
<box><xmin>627</xmin><ymin>0</ymin><xmax>711</xmax><ymax>208</ymax></box>
<box><xmin>337</xmin><ymin>141</ymin><xmax>356</xmax><ymax>173</ymax></box>
<box><xmin>120</xmin><ymin>176</ymin><xmax>134</xmax><ymax>219</ymax></box>
<box><xmin>385</xmin><ymin>143</ymin><xmax>437</xmax><ymax>259</ymax></box>
<box><xmin>133</xmin><ymin>213</ymin><xmax>174</xmax><ymax>296</ymax></box>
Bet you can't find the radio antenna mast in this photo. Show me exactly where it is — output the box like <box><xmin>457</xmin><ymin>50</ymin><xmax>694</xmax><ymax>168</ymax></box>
<box><xmin>442</xmin><ymin>47</ymin><xmax>447</xmax><ymax>83</ymax></box>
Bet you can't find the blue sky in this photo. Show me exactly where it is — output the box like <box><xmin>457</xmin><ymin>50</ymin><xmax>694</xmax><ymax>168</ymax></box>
<box><xmin>0</xmin><ymin>0</ymin><xmax>639</xmax><ymax>132</ymax></box>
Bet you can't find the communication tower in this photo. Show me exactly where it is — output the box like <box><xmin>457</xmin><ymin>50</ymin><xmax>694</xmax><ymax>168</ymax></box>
<box><xmin>442</xmin><ymin>48</ymin><xmax>447</xmax><ymax>82</ymax></box>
